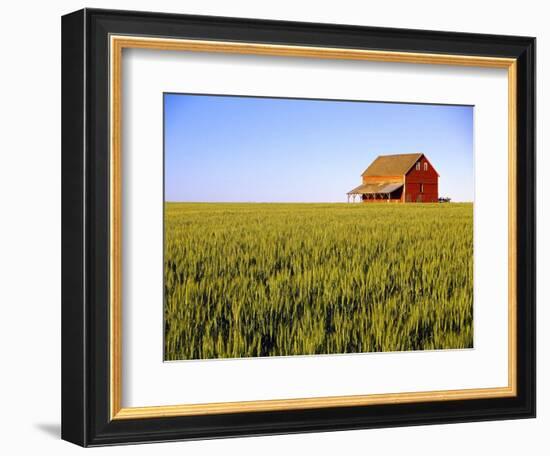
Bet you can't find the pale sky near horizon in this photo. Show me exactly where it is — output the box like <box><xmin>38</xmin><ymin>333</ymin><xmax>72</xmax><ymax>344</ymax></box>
<box><xmin>164</xmin><ymin>93</ymin><xmax>473</xmax><ymax>203</ymax></box>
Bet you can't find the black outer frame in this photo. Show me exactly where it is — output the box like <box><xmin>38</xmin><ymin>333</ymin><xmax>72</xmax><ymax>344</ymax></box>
<box><xmin>61</xmin><ymin>8</ymin><xmax>536</xmax><ymax>447</ymax></box>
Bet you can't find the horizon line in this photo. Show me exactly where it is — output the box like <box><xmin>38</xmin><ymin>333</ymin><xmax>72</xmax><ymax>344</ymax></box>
<box><xmin>164</xmin><ymin>200</ymin><xmax>474</xmax><ymax>204</ymax></box>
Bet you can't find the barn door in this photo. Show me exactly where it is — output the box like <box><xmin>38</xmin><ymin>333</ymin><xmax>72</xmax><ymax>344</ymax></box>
<box><xmin>416</xmin><ymin>194</ymin><xmax>423</xmax><ymax>202</ymax></box>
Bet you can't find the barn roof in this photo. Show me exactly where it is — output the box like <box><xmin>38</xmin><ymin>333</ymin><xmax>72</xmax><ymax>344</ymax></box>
<box><xmin>347</xmin><ymin>182</ymin><xmax>403</xmax><ymax>195</ymax></box>
<box><xmin>361</xmin><ymin>153</ymin><xmax>423</xmax><ymax>177</ymax></box>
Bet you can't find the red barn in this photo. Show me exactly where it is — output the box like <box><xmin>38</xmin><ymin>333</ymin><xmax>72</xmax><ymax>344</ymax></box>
<box><xmin>347</xmin><ymin>153</ymin><xmax>439</xmax><ymax>203</ymax></box>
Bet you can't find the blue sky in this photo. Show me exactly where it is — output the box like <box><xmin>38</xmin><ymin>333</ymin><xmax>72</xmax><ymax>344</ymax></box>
<box><xmin>164</xmin><ymin>94</ymin><xmax>473</xmax><ymax>202</ymax></box>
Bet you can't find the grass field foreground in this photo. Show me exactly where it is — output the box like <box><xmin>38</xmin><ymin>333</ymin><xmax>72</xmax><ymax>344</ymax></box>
<box><xmin>164</xmin><ymin>203</ymin><xmax>473</xmax><ymax>360</ymax></box>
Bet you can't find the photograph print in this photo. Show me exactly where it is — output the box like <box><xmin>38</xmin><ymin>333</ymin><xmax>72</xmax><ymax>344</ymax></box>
<box><xmin>163</xmin><ymin>94</ymin><xmax>474</xmax><ymax>361</ymax></box>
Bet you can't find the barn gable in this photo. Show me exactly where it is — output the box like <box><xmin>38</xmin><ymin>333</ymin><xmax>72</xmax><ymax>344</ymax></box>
<box><xmin>403</xmin><ymin>154</ymin><xmax>440</xmax><ymax>177</ymax></box>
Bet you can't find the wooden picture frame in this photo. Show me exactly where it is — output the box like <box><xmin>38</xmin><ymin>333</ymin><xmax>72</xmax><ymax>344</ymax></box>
<box><xmin>62</xmin><ymin>8</ymin><xmax>535</xmax><ymax>447</ymax></box>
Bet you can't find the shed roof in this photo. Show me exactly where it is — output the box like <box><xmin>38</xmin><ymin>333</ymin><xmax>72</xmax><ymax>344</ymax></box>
<box><xmin>347</xmin><ymin>182</ymin><xmax>404</xmax><ymax>195</ymax></box>
<box><xmin>361</xmin><ymin>153</ymin><xmax>423</xmax><ymax>177</ymax></box>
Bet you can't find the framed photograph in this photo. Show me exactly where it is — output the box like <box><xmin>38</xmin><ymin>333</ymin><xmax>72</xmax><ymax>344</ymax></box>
<box><xmin>61</xmin><ymin>8</ymin><xmax>536</xmax><ymax>447</ymax></box>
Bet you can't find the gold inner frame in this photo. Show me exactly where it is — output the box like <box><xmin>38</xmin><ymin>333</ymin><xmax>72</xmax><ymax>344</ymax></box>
<box><xmin>109</xmin><ymin>35</ymin><xmax>518</xmax><ymax>420</ymax></box>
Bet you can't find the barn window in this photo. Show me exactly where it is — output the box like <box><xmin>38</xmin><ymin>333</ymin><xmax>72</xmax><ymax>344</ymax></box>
<box><xmin>416</xmin><ymin>162</ymin><xmax>421</xmax><ymax>170</ymax></box>
<box><xmin>424</xmin><ymin>162</ymin><xmax>428</xmax><ymax>171</ymax></box>
<box><xmin>420</xmin><ymin>183</ymin><xmax>424</xmax><ymax>193</ymax></box>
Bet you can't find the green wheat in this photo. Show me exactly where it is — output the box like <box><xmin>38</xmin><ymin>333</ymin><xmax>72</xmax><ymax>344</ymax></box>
<box><xmin>164</xmin><ymin>203</ymin><xmax>473</xmax><ymax>360</ymax></box>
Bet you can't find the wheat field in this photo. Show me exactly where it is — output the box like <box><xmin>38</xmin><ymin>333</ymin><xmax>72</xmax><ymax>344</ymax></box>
<box><xmin>164</xmin><ymin>203</ymin><xmax>473</xmax><ymax>360</ymax></box>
